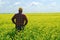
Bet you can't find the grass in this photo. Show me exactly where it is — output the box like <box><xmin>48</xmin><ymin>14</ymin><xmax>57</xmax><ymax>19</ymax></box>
<box><xmin>0</xmin><ymin>13</ymin><xmax>60</xmax><ymax>40</ymax></box>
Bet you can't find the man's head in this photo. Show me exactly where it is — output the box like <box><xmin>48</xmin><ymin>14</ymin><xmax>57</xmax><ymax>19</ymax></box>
<box><xmin>18</xmin><ymin>8</ymin><xmax>23</xmax><ymax>14</ymax></box>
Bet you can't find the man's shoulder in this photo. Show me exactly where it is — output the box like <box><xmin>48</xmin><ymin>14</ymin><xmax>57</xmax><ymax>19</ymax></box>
<box><xmin>22</xmin><ymin>14</ymin><xmax>26</xmax><ymax>16</ymax></box>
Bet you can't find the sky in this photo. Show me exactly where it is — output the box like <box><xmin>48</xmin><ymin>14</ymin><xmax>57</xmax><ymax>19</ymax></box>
<box><xmin>0</xmin><ymin>0</ymin><xmax>60</xmax><ymax>13</ymax></box>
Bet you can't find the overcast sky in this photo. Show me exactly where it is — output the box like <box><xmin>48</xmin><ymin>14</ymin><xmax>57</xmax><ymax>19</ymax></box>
<box><xmin>0</xmin><ymin>0</ymin><xmax>60</xmax><ymax>13</ymax></box>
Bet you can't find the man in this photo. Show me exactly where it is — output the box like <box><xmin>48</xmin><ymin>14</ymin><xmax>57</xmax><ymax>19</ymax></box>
<box><xmin>11</xmin><ymin>8</ymin><xmax>28</xmax><ymax>32</ymax></box>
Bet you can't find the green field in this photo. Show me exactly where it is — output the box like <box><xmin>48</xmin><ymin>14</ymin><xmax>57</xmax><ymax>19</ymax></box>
<box><xmin>0</xmin><ymin>13</ymin><xmax>60</xmax><ymax>40</ymax></box>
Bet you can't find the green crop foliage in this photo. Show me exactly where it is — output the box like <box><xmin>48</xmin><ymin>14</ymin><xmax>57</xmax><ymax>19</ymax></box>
<box><xmin>0</xmin><ymin>13</ymin><xmax>60</xmax><ymax>40</ymax></box>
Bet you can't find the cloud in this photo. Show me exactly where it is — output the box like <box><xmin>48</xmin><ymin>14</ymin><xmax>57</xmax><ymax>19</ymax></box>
<box><xmin>49</xmin><ymin>0</ymin><xmax>54</xmax><ymax>2</ymax></box>
<box><xmin>0</xmin><ymin>0</ymin><xmax>6</xmax><ymax>7</ymax></box>
<box><xmin>42</xmin><ymin>0</ymin><xmax>54</xmax><ymax>2</ymax></box>
<box><xmin>31</xmin><ymin>2</ymin><xmax>39</xmax><ymax>5</ymax></box>
<box><xmin>8</xmin><ymin>2</ymin><xmax>21</xmax><ymax>9</ymax></box>
<box><xmin>51</xmin><ymin>2</ymin><xmax>56</xmax><ymax>6</ymax></box>
<box><xmin>46</xmin><ymin>2</ymin><xmax>56</xmax><ymax>9</ymax></box>
<box><xmin>30</xmin><ymin>2</ymin><xmax>42</xmax><ymax>6</ymax></box>
<box><xmin>0</xmin><ymin>0</ymin><xmax>5</xmax><ymax>4</ymax></box>
<box><xmin>48</xmin><ymin>2</ymin><xmax>56</xmax><ymax>7</ymax></box>
<box><xmin>14</xmin><ymin>2</ymin><xmax>21</xmax><ymax>5</ymax></box>
<box><xmin>41</xmin><ymin>0</ymin><xmax>48</xmax><ymax>2</ymax></box>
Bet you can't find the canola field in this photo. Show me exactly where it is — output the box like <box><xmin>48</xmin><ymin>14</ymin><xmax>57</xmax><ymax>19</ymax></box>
<box><xmin>0</xmin><ymin>13</ymin><xmax>60</xmax><ymax>40</ymax></box>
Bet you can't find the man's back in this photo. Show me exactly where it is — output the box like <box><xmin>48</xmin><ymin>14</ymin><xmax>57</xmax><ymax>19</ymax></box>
<box><xmin>15</xmin><ymin>14</ymin><xmax>26</xmax><ymax>26</ymax></box>
<box><xmin>12</xmin><ymin>14</ymin><xmax>27</xmax><ymax>26</ymax></box>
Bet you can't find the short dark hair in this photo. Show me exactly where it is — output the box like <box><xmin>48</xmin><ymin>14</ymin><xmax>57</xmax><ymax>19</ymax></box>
<box><xmin>19</xmin><ymin>8</ymin><xmax>23</xmax><ymax>12</ymax></box>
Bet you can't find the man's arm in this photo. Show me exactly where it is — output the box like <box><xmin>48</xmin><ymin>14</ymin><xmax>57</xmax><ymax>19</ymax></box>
<box><xmin>11</xmin><ymin>14</ymin><xmax>16</xmax><ymax>24</ymax></box>
<box><xmin>24</xmin><ymin>15</ymin><xmax>28</xmax><ymax>26</ymax></box>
